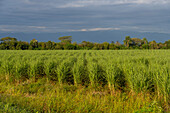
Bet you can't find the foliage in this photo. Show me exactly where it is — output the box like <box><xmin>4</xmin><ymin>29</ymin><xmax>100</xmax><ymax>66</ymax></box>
<box><xmin>58</xmin><ymin>36</ymin><xmax>72</xmax><ymax>43</ymax></box>
<box><xmin>0</xmin><ymin>50</ymin><xmax>169</xmax><ymax>112</ymax></box>
<box><xmin>0</xmin><ymin>36</ymin><xmax>170</xmax><ymax>50</ymax></box>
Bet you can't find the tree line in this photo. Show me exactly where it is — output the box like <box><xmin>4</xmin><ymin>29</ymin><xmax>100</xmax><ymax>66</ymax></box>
<box><xmin>0</xmin><ymin>36</ymin><xmax>170</xmax><ymax>50</ymax></box>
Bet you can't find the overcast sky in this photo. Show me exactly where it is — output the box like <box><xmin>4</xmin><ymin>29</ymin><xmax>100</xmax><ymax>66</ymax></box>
<box><xmin>0</xmin><ymin>0</ymin><xmax>170</xmax><ymax>33</ymax></box>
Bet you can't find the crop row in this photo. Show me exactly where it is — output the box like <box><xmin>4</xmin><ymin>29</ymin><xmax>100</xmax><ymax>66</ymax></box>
<box><xmin>0</xmin><ymin>50</ymin><xmax>169</xmax><ymax>102</ymax></box>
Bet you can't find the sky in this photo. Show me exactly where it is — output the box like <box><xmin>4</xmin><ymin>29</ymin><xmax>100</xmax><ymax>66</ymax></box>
<box><xmin>0</xmin><ymin>0</ymin><xmax>170</xmax><ymax>34</ymax></box>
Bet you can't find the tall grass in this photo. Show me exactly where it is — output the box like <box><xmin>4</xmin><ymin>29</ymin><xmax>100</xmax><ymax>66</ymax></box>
<box><xmin>0</xmin><ymin>50</ymin><xmax>169</xmax><ymax>102</ymax></box>
<box><xmin>72</xmin><ymin>54</ymin><xmax>84</xmax><ymax>86</ymax></box>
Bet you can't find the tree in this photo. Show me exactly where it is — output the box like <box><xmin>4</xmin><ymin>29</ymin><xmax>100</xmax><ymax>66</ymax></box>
<box><xmin>109</xmin><ymin>43</ymin><xmax>116</xmax><ymax>50</ymax></box>
<box><xmin>63</xmin><ymin>43</ymin><xmax>76</xmax><ymax>50</ymax></box>
<box><xmin>142</xmin><ymin>37</ymin><xmax>148</xmax><ymax>44</ymax></box>
<box><xmin>46</xmin><ymin>41</ymin><xmax>53</xmax><ymax>50</ymax></box>
<box><xmin>115</xmin><ymin>41</ymin><xmax>121</xmax><ymax>47</ymax></box>
<box><xmin>149</xmin><ymin>40</ymin><xmax>157</xmax><ymax>49</ymax></box>
<box><xmin>38</xmin><ymin>42</ymin><xmax>46</xmax><ymax>50</ymax></box>
<box><xmin>92</xmin><ymin>43</ymin><xmax>100</xmax><ymax>50</ymax></box>
<box><xmin>58</xmin><ymin>36</ymin><xmax>72</xmax><ymax>43</ymax></box>
<box><xmin>55</xmin><ymin>43</ymin><xmax>63</xmax><ymax>50</ymax></box>
<box><xmin>123</xmin><ymin>36</ymin><xmax>132</xmax><ymax>47</ymax></box>
<box><xmin>81</xmin><ymin>41</ymin><xmax>94</xmax><ymax>49</ymax></box>
<box><xmin>30</xmin><ymin>39</ymin><xmax>38</xmax><ymax>49</ymax></box>
<box><xmin>0</xmin><ymin>44</ymin><xmax>6</xmax><ymax>50</ymax></box>
<box><xmin>111</xmin><ymin>41</ymin><xmax>114</xmax><ymax>44</ymax></box>
<box><xmin>0</xmin><ymin>37</ymin><xmax>18</xmax><ymax>50</ymax></box>
<box><xmin>157</xmin><ymin>43</ymin><xmax>164</xmax><ymax>49</ymax></box>
<box><xmin>102</xmin><ymin>42</ymin><xmax>109</xmax><ymax>50</ymax></box>
<box><xmin>0</xmin><ymin>35</ymin><xmax>170</xmax><ymax>50</ymax></box>
<box><xmin>164</xmin><ymin>40</ymin><xmax>170</xmax><ymax>49</ymax></box>
<box><xmin>72</xmin><ymin>42</ymin><xmax>78</xmax><ymax>49</ymax></box>
<box><xmin>16</xmin><ymin>41</ymin><xmax>29</xmax><ymax>50</ymax></box>
<box><xmin>0</xmin><ymin>37</ymin><xmax>17</xmax><ymax>42</ymax></box>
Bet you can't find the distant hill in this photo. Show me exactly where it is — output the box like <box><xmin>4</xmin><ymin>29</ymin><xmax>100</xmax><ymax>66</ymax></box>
<box><xmin>0</xmin><ymin>30</ymin><xmax>169</xmax><ymax>43</ymax></box>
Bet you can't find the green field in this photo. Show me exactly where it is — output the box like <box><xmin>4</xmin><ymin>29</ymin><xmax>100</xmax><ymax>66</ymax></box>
<box><xmin>0</xmin><ymin>50</ymin><xmax>169</xmax><ymax>112</ymax></box>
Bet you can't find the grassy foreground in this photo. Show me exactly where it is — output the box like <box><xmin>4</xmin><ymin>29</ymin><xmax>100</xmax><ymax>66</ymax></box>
<box><xmin>0</xmin><ymin>50</ymin><xmax>169</xmax><ymax>112</ymax></box>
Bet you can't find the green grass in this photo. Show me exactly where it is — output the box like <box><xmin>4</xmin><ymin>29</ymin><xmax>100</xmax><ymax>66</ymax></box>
<box><xmin>0</xmin><ymin>50</ymin><xmax>169</xmax><ymax>112</ymax></box>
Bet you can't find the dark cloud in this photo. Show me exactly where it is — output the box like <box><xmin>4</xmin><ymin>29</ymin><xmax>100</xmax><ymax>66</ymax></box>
<box><xmin>0</xmin><ymin>0</ymin><xmax>170</xmax><ymax>33</ymax></box>
<box><xmin>0</xmin><ymin>0</ymin><xmax>5</xmax><ymax>7</ymax></box>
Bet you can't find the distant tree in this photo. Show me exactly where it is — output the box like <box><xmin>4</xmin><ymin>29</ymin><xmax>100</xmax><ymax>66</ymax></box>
<box><xmin>123</xmin><ymin>36</ymin><xmax>132</xmax><ymax>47</ymax></box>
<box><xmin>22</xmin><ymin>41</ymin><xmax>29</xmax><ymax>49</ymax></box>
<box><xmin>82</xmin><ymin>41</ymin><xmax>87</xmax><ymax>45</ymax></box>
<box><xmin>142</xmin><ymin>37</ymin><xmax>148</xmax><ymax>44</ymax></box>
<box><xmin>142</xmin><ymin>44</ymin><xmax>149</xmax><ymax>49</ymax></box>
<box><xmin>149</xmin><ymin>40</ymin><xmax>157</xmax><ymax>49</ymax></box>
<box><xmin>102</xmin><ymin>42</ymin><xmax>109</xmax><ymax>50</ymax></box>
<box><xmin>30</xmin><ymin>39</ymin><xmax>38</xmax><ymax>49</ymax></box>
<box><xmin>111</xmin><ymin>41</ymin><xmax>114</xmax><ymax>44</ymax></box>
<box><xmin>109</xmin><ymin>43</ymin><xmax>116</xmax><ymax>50</ymax></box>
<box><xmin>63</xmin><ymin>43</ymin><xmax>75</xmax><ymax>50</ymax></box>
<box><xmin>0</xmin><ymin>37</ymin><xmax>17</xmax><ymax>42</ymax></box>
<box><xmin>164</xmin><ymin>40</ymin><xmax>170</xmax><ymax>49</ymax></box>
<box><xmin>16</xmin><ymin>41</ymin><xmax>29</xmax><ymax>50</ymax></box>
<box><xmin>81</xmin><ymin>41</ymin><xmax>94</xmax><ymax>49</ymax></box>
<box><xmin>157</xmin><ymin>43</ymin><xmax>164</xmax><ymax>49</ymax></box>
<box><xmin>92</xmin><ymin>43</ymin><xmax>100</xmax><ymax>50</ymax></box>
<box><xmin>54</xmin><ymin>43</ymin><xmax>63</xmax><ymax>50</ymax></box>
<box><xmin>58</xmin><ymin>36</ymin><xmax>72</xmax><ymax>43</ymax></box>
<box><xmin>0</xmin><ymin>35</ymin><xmax>170</xmax><ymax>50</ymax></box>
<box><xmin>46</xmin><ymin>41</ymin><xmax>53</xmax><ymax>50</ymax></box>
<box><xmin>72</xmin><ymin>42</ymin><xmax>78</xmax><ymax>49</ymax></box>
<box><xmin>38</xmin><ymin>42</ymin><xmax>46</xmax><ymax>50</ymax></box>
<box><xmin>0</xmin><ymin>37</ymin><xmax>18</xmax><ymax>50</ymax></box>
<box><xmin>0</xmin><ymin>44</ymin><xmax>6</xmax><ymax>50</ymax></box>
<box><xmin>115</xmin><ymin>41</ymin><xmax>121</xmax><ymax>47</ymax></box>
<box><xmin>98</xmin><ymin>43</ymin><xmax>104</xmax><ymax>50</ymax></box>
<box><xmin>77</xmin><ymin>44</ymin><xmax>84</xmax><ymax>50</ymax></box>
<box><xmin>131</xmin><ymin>38</ymin><xmax>143</xmax><ymax>47</ymax></box>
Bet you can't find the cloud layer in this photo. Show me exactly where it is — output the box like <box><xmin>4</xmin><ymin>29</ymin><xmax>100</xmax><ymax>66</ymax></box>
<box><xmin>58</xmin><ymin>0</ymin><xmax>170</xmax><ymax>8</ymax></box>
<box><xmin>0</xmin><ymin>0</ymin><xmax>170</xmax><ymax>33</ymax></box>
